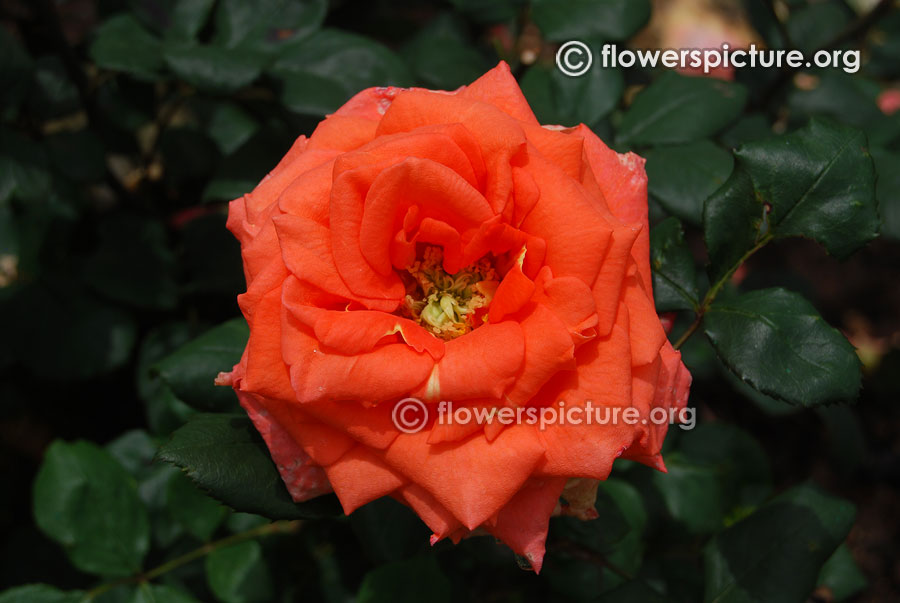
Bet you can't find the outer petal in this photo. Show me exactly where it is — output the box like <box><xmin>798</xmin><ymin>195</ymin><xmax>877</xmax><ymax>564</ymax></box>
<box><xmin>323</xmin><ymin>445</ymin><xmax>406</xmax><ymax>514</ymax></box>
<box><xmin>485</xmin><ymin>477</ymin><xmax>567</xmax><ymax>573</ymax></box>
<box><xmin>458</xmin><ymin>61</ymin><xmax>539</xmax><ymax>124</ymax></box>
<box><xmin>576</xmin><ymin>124</ymin><xmax>652</xmax><ymax>292</ymax></box>
<box><xmin>382</xmin><ymin>427</ymin><xmax>546</xmax><ymax>530</ymax></box>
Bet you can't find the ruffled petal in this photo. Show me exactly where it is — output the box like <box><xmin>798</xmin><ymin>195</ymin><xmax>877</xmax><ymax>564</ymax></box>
<box><xmin>410</xmin><ymin>322</ymin><xmax>525</xmax><ymax>402</ymax></box>
<box><xmin>324</xmin><ymin>445</ymin><xmax>406</xmax><ymax>514</ymax></box>
<box><xmin>458</xmin><ymin>61</ymin><xmax>539</xmax><ymax>124</ymax></box>
<box><xmin>485</xmin><ymin>477</ymin><xmax>567</xmax><ymax>573</ymax></box>
<box><xmin>382</xmin><ymin>426</ymin><xmax>546</xmax><ymax>529</ymax></box>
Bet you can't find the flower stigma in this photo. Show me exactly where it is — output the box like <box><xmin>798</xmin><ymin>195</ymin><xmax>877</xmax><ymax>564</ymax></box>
<box><xmin>400</xmin><ymin>246</ymin><xmax>498</xmax><ymax>340</ymax></box>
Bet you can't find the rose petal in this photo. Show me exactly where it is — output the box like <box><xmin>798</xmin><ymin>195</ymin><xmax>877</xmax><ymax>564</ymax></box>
<box><xmin>382</xmin><ymin>426</ymin><xmax>546</xmax><ymax>529</ymax></box>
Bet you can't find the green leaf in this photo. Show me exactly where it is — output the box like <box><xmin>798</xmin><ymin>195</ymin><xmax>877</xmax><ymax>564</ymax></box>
<box><xmin>704</xmin><ymin>484</ymin><xmax>856</xmax><ymax>603</ymax></box>
<box><xmin>357</xmin><ymin>556</ymin><xmax>452</xmax><ymax>603</ymax></box>
<box><xmin>272</xmin><ymin>29</ymin><xmax>413</xmax><ymax>116</ymax></box>
<box><xmin>129</xmin><ymin>0</ymin><xmax>216</xmax><ymax>41</ymax></box>
<box><xmin>617</xmin><ymin>72</ymin><xmax>747</xmax><ymax>147</ymax></box>
<box><xmin>649</xmin><ymin>217</ymin><xmax>699</xmax><ymax>312</ymax></box>
<box><xmin>205</xmin><ymin>541</ymin><xmax>273</xmax><ymax>603</ymax></box>
<box><xmin>130</xmin><ymin>584</ymin><xmax>201</xmax><ymax>603</ymax></box>
<box><xmin>786</xmin><ymin>1</ymin><xmax>851</xmax><ymax>54</ymax></box>
<box><xmin>33</xmin><ymin>441</ymin><xmax>150</xmax><ymax>577</ymax></box>
<box><xmin>136</xmin><ymin>323</ymin><xmax>198</xmax><ymax>435</ymax></box>
<box><xmin>213</xmin><ymin>0</ymin><xmax>326</xmax><ymax>50</ymax></box>
<box><xmin>90</xmin><ymin>14</ymin><xmax>164</xmax><ymax>80</ymax></box>
<box><xmin>735</xmin><ymin>119</ymin><xmax>878</xmax><ymax>256</ymax></box>
<box><xmin>652</xmin><ymin>452</ymin><xmax>727</xmax><ymax>534</ymax></box>
<box><xmin>548</xmin><ymin>479</ymin><xmax>646</xmax><ymax>592</ymax></box>
<box><xmin>719</xmin><ymin>113</ymin><xmax>772</xmax><ymax>149</ymax></box>
<box><xmin>167</xmin><ymin>471</ymin><xmax>229</xmax><ymax>541</ymax></box>
<box><xmin>532</xmin><ymin>0</ymin><xmax>651</xmax><ymax>42</ymax></box>
<box><xmin>207</xmin><ymin>102</ymin><xmax>259</xmax><ymax>155</ymax></box>
<box><xmin>657</xmin><ymin>424</ymin><xmax>772</xmax><ymax>531</ymax></box>
<box><xmin>704</xmin><ymin>288</ymin><xmax>861</xmax><ymax>406</ymax></box>
<box><xmin>870</xmin><ymin>146</ymin><xmax>900</xmax><ymax>240</ymax></box>
<box><xmin>403</xmin><ymin>13</ymin><xmax>489</xmax><ymax>91</ymax></box>
<box><xmin>645</xmin><ymin>140</ymin><xmax>733</xmax><ymax>225</ymax></box>
<box><xmin>704</xmin><ymin>120</ymin><xmax>878</xmax><ymax>283</ymax></box>
<box><xmin>0</xmin><ymin>585</ymin><xmax>84</xmax><ymax>603</ymax></box>
<box><xmin>84</xmin><ymin>214</ymin><xmax>177</xmax><ymax>311</ymax></box>
<box><xmin>156</xmin><ymin>413</ymin><xmax>341</xmax><ymax>519</ymax></box>
<box><xmin>163</xmin><ymin>43</ymin><xmax>265</xmax><ymax>94</ymax></box>
<box><xmin>520</xmin><ymin>58</ymin><xmax>622</xmax><ymax>127</ymax></box>
<box><xmin>816</xmin><ymin>544</ymin><xmax>867</xmax><ymax>602</ymax></box>
<box><xmin>152</xmin><ymin>318</ymin><xmax>247</xmax><ymax>412</ymax></box>
<box><xmin>106</xmin><ymin>429</ymin><xmax>159</xmax><ymax>476</ymax></box>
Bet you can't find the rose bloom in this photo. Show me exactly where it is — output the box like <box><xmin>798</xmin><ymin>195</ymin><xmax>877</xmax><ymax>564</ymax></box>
<box><xmin>220</xmin><ymin>62</ymin><xmax>691</xmax><ymax>572</ymax></box>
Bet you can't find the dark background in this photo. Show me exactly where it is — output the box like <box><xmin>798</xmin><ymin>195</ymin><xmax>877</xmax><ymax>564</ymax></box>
<box><xmin>1</xmin><ymin>0</ymin><xmax>898</xmax><ymax>601</ymax></box>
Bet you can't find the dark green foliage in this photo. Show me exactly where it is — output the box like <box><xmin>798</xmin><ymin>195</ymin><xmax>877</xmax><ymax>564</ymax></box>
<box><xmin>0</xmin><ymin>0</ymin><xmax>890</xmax><ymax>601</ymax></box>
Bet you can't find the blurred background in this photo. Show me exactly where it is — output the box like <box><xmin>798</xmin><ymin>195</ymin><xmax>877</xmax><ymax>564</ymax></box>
<box><xmin>0</xmin><ymin>0</ymin><xmax>898</xmax><ymax>601</ymax></box>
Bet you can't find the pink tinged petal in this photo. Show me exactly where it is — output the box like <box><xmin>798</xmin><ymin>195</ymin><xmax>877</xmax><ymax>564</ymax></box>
<box><xmin>323</xmin><ymin>445</ymin><xmax>407</xmax><ymax>514</ymax></box>
<box><xmin>237</xmin><ymin>391</ymin><xmax>333</xmax><ymax>502</ymax></box>
<box><xmin>382</xmin><ymin>426</ymin><xmax>546</xmax><ymax>530</ymax></box>
<box><xmin>458</xmin><ymin>61</ymin><xmax>539</xmax><ymax>124</ymax></box>
<box><xmin>486</xmin><ymin>477</ymin><xmax>568</xmax><ymax>574</ymax></box>
<box><xmin>262</xmin><ymin>399</ymin><xmax>356</xmax><ymax>466</ymax></box>
<box><xmin>398</xmin><ymin>483</ymin><xmax>464</xmax><ymax>542</ymax></box>
<box><xmin>410</xmin><ymin>322</ymin><xmax>525</xmax><ymax>402</ymax></box>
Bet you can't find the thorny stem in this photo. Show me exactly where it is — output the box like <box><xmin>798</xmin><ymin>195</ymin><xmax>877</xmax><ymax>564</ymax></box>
<box><xmin>84</xmin><ymin>520</ymin><xmax>302</xmax><ymax>600</ymax></box>
<box><xmin>673</xmin><ymin>234</ymin><xmax>773</xmax><ymax>350</ymax></box>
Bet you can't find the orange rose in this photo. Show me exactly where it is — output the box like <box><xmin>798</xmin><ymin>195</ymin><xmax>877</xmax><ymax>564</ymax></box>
<box><xmin>222</xmin><ymin>62</ymin><xmax>691</xmax><ymax>572</ymax></box>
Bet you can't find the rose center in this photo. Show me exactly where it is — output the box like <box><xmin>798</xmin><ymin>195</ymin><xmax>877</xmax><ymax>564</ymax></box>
<box><xmin>399</xmin><ymin>246</ymin><xmax>499</xmax><ymax>340</ymax></box>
